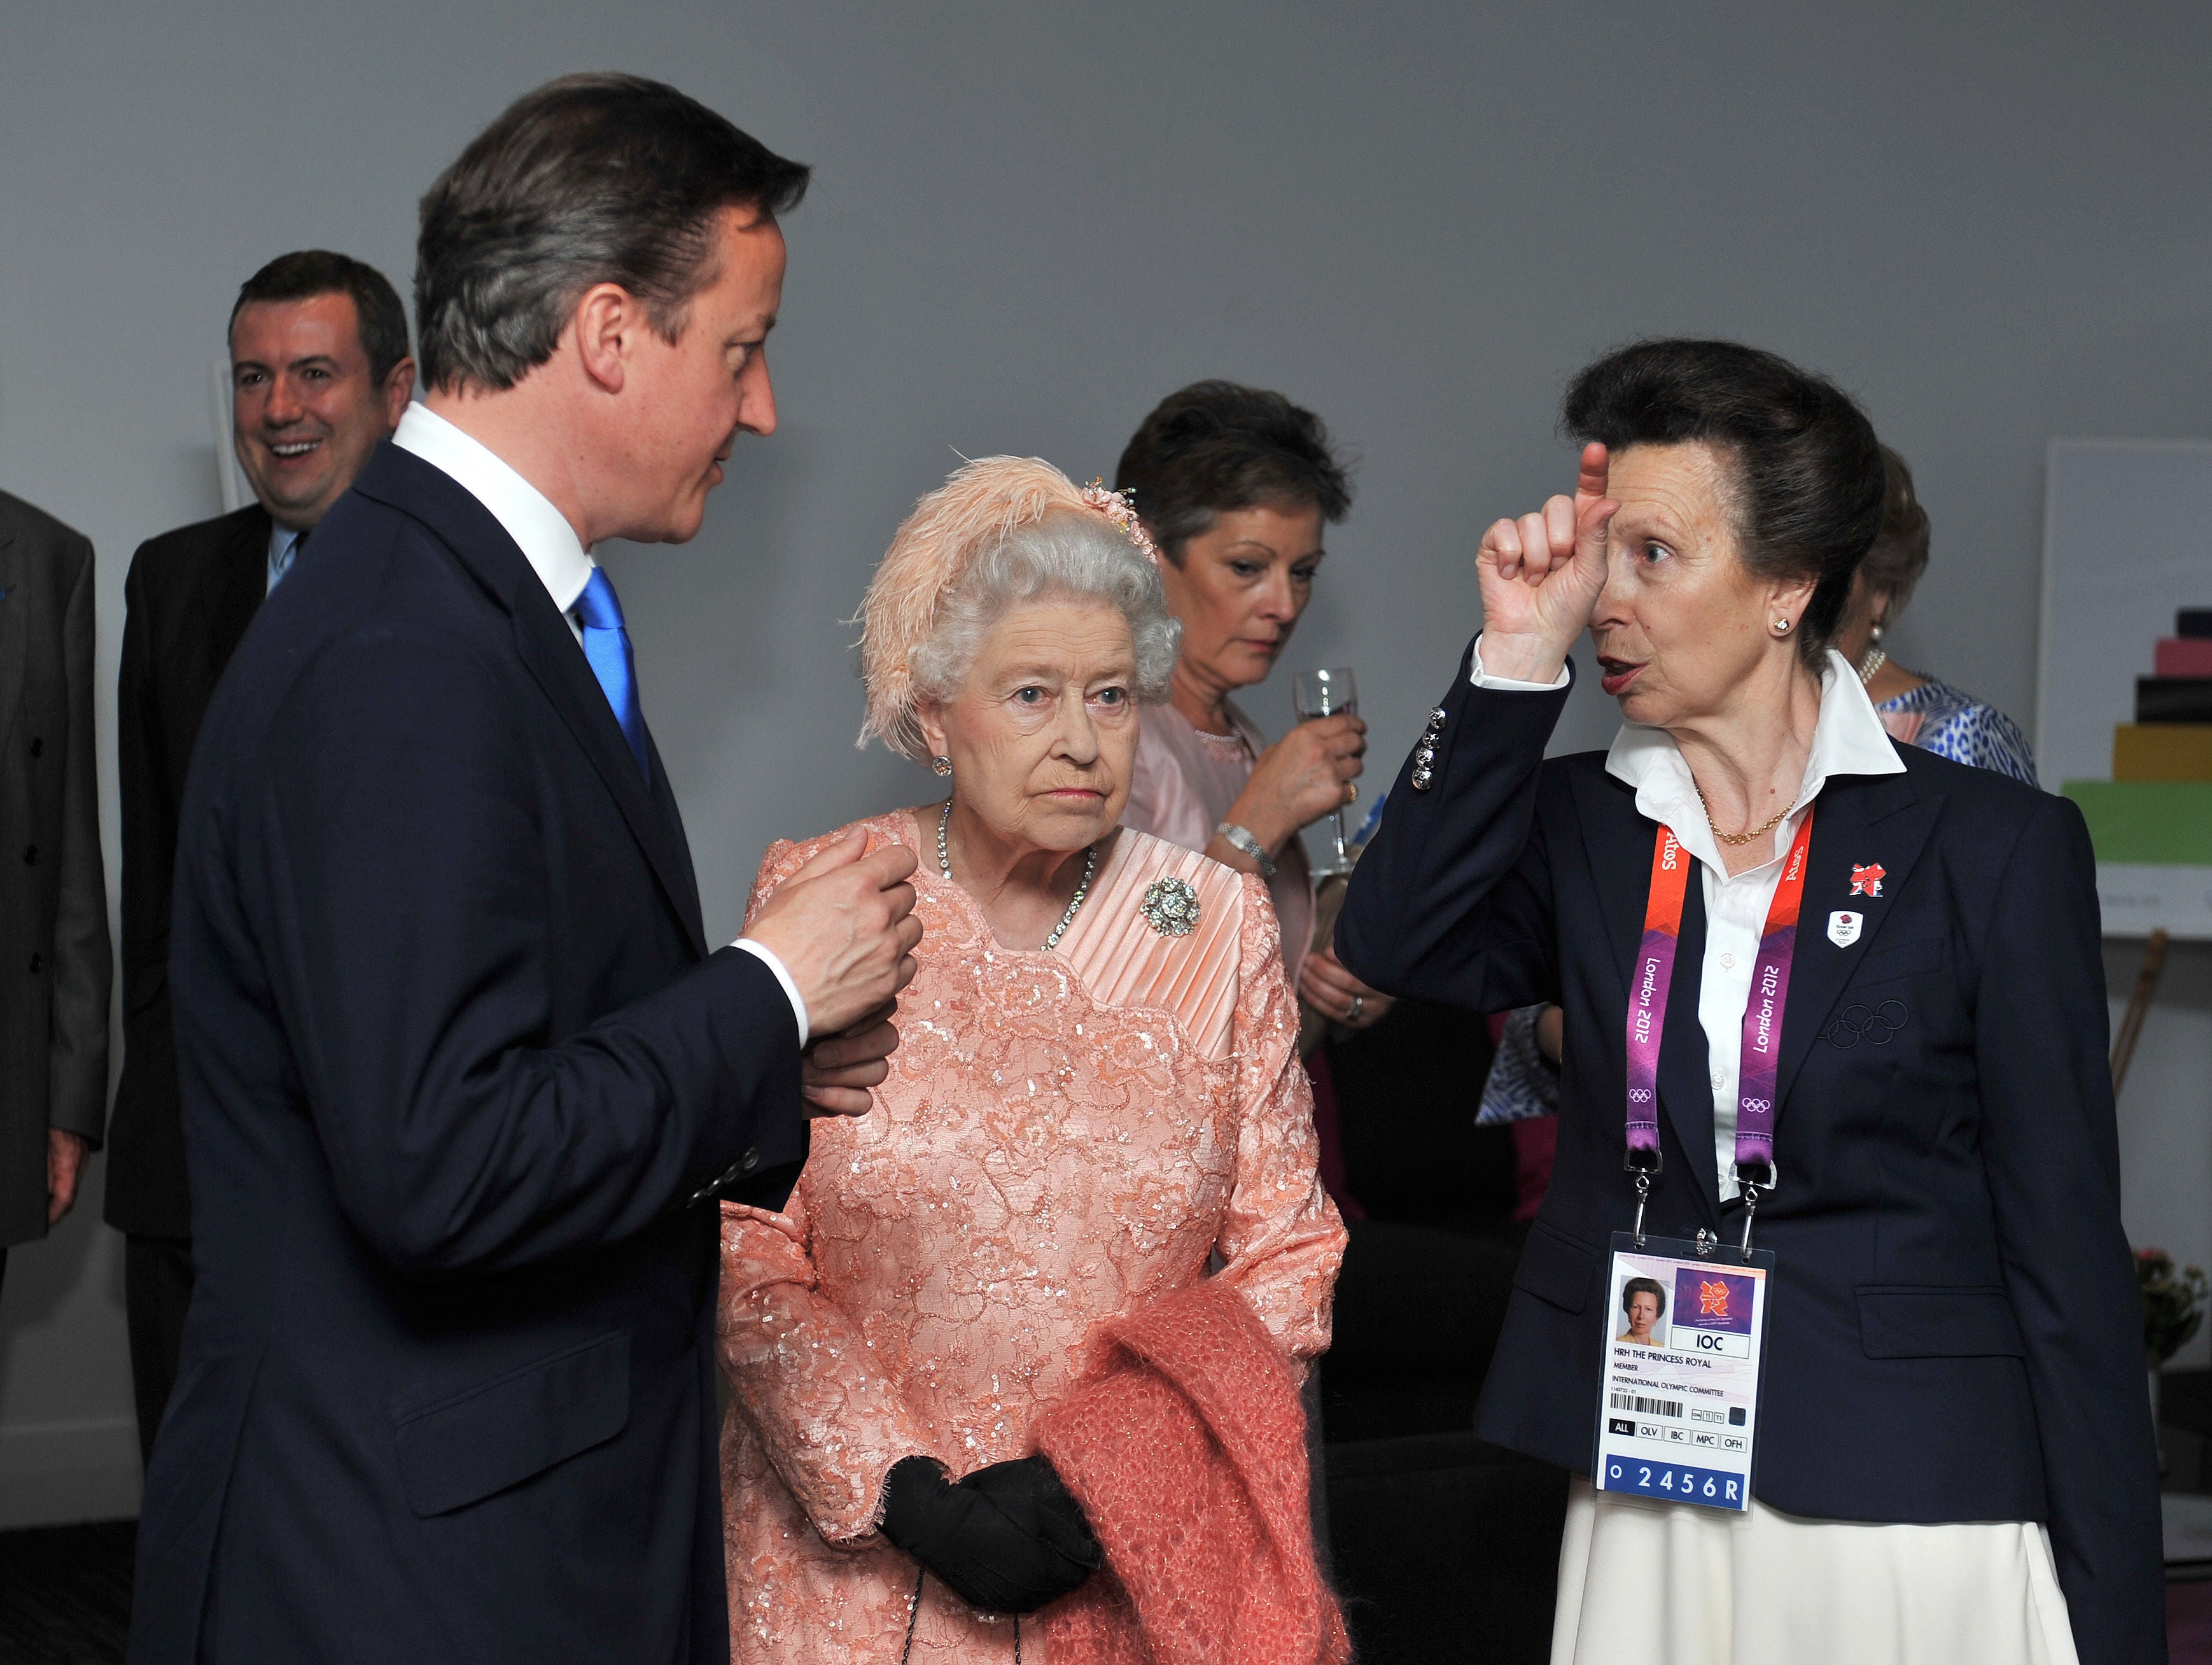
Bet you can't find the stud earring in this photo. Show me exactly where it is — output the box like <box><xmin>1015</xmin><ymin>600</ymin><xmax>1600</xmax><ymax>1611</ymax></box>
<box><xmin>1773</xmin><ymin>617</ymin><xmax>1792</xmax><ymax>635</ymax></box>
<box><xmin>1870</xmin><ymin>618</ymin><xmax>1886</xmax><ymax>645</ymax></box>
<box><xmin>931</xmin><ymin>755</ymin><xmax>953</xmax><ymax>778</ymax></box>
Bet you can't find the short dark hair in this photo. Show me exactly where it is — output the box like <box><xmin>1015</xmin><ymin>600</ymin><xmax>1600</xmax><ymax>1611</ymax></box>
<box><xmin>1621</xmin><ymin>1277</ymin><xmax>1667</xmax><ymax>1319</ymax></box>
<box><xmin>416</xmin><ymin>73</ymin><xmax>811</xmax><ymax>393</ymax></box>
<box><xmin>1860</xmin><ymin>444</ymin><xmax>1932</xmax><ymax>621</ymax></box>
<box><xmin>230</xmin><ymin>250</ymin><xmax>412</xmax><ymax>389</ymax></box>
<box><xmin>1114</xmin><ymin>380</ymin><xmax>1353</xmax><ymax>566</ymax></box>
<box><xmin>1563</xmin><ymin>340</ymin><xmax>1884</xmax><ymax>666</ymax></box>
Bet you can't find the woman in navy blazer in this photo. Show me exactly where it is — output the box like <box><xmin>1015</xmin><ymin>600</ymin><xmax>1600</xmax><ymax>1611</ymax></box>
<box><xmin>1338</xmin><ymin>341</ymin><xmax>2160</xmax><ymax>1664</ymax></box>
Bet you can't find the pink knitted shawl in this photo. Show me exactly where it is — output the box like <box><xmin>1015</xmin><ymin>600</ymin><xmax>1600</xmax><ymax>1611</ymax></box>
<box><xmin>1032</xmin><ymin>1279</ymin><xmax>1351</xmax><ymax>1665</ymax></box>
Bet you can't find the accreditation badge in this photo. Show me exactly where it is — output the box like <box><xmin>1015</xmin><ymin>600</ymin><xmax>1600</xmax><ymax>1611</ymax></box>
<box><xmin>1593</xmin><ymin>1234</ymin><xmax>1775</xmax><ymax>1512</ymax></box>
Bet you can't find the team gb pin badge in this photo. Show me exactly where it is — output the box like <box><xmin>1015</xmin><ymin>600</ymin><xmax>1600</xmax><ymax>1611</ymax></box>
<box><xmin>1848</xmin><ymin>862</ymin><xmax>1886</xmax><ymax>899</ymax></box>
<box><xmin>1827</xmin><ymin>911</ymin><xmax>1863</xmax><ymax>947</ymax></box>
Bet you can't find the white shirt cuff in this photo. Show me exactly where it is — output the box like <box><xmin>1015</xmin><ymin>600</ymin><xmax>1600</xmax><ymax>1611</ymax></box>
<box><xmin>733</xmin><ymin>938</ymin><xmax>809</xmax><ymax>1048</ymax></box>
<box><xmin>1469</xmin><ymin>633</ymin><xmax>1572</xmax><ymax>692</ymax></box>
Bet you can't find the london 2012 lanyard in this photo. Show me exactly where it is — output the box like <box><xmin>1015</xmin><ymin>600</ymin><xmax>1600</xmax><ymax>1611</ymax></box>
<box><xmin>1621</xmin><ymin>807</ymin><xmax>1814</xmax><ymax>1256</ymax></box>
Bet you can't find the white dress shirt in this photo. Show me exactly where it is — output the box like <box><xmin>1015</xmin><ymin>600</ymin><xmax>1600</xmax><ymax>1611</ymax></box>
<box><xmin>1471</xmin><ymin>639</ymin><xmax>1905</xmax><ymax>1196</ymax></box>
<box><xmin>393</xmin><ymin>404</ymin><xmax>810</xmax><ymax>1045</ymax></box>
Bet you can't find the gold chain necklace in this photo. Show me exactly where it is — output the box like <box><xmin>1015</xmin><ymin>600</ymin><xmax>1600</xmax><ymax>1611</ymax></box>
<box><xmin>1693</xmin><ymin>779</ymin><xmax>1793</xmax><ymax>848</ymax></box>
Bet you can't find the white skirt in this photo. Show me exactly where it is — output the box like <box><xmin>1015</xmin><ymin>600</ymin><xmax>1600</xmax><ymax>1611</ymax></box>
<box><xmin>1551</xmin><ymin>1476</ymin><xmax>2080</xmax><ymax>1665</ymax></box>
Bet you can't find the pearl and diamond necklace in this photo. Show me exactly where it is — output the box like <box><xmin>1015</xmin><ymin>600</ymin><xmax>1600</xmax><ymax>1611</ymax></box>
<box><xmin>937</xmin><ymin>797</ymin><xmax>1096</xmax><ymax>952</ymax></box>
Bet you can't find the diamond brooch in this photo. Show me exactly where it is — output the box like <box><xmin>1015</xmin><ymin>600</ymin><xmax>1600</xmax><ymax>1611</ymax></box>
<box><xmin>1139</xmin><ymin>876</ymin><xmax>1201</xmax><ymax>937</ymax></box>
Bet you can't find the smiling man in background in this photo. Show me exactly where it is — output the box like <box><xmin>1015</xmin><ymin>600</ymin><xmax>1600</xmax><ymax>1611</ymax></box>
<box><xmin>108</xmin><ymin>249</ymin><xmax>414</xmax><ymax>1470</ymax></box>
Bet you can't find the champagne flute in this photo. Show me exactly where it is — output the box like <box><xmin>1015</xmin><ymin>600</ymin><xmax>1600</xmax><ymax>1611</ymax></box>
<box><xmin>1292</xmin><ymin>666</ymin><xmax>1357</xmax><ymax>876</ymax></box>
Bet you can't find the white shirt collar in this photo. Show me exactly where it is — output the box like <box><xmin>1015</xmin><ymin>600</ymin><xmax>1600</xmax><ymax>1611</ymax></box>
<box><xmin>1604</xmin><ymin>649</ymin><xmax>1905</xmax><ymax>875</ymax></box>
<box><xmin>393</xmin><ymin>402</ymin><xmax>596</xmax><ymax>615</ymax></box>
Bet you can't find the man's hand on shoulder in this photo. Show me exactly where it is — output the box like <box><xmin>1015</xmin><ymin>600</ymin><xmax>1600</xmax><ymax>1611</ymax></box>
<box><xmin>748</xmin><ymin>831</ymin><xmax>921</xmax><ymax>1044</ymax></box>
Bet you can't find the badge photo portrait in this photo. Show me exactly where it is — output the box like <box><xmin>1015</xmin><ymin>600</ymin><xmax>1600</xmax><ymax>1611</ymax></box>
<box><xmin>1614</xmin><ymin>1268</ymin><xmax>1672</xmax><ymax>1349</ymax></box>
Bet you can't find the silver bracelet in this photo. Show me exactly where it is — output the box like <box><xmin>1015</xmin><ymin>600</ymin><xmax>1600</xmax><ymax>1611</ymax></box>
<box><xmin>1215</xmin><ymin>822</ymin><xmax>1277</xmax><ymax>879</ymax></box>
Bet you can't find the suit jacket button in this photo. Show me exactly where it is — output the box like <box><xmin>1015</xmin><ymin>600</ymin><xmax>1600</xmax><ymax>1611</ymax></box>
<box><xmin>740</xmin><ymin>1148</ymin><xmax>761</xmax><ymax>1174</ymax></box>
<box><xmin>22</xmin><ymin>845</ymin><xmax>36</xmax><ymax>865</ymax></box>
<box><xmin>27</xmin><ymin>737</ymin><xmax>41</xmax><ymax>758</ymax></box>
<box><xmin>27</xmin><ymin>953</ymin><xmax>42</xmax><ymax>974</ymax></box>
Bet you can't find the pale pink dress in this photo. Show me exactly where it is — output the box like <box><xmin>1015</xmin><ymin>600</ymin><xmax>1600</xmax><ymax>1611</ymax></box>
<box><xmin>717</xmin><ymin>811</ymin><xmax>1346</xmax><ymax>1663</ymax></box>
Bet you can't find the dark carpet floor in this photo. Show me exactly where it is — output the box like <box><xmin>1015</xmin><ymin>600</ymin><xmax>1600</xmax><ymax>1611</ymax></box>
<box><xmin>0</xmin><ymin>1520</ymin><xmax>134</xmax><ymax>1664</ymax></box>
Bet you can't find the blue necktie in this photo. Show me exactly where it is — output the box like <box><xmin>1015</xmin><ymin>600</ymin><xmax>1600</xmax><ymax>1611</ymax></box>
<box><xmin>573</xmin><ymin>567</ymin><xmax>650</xmax><ymax>781</ymax></box>
<box><xmin>269</xmin><ymin>528</ymin><xmax>305</xmax><ymax>593</ymax></box>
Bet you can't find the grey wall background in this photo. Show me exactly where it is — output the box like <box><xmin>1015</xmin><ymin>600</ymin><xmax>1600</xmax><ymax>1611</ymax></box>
<box><xmin>4</xmin><ymin>1</ymin><xmax>2210</xmax><ymax>1525</ymax></box>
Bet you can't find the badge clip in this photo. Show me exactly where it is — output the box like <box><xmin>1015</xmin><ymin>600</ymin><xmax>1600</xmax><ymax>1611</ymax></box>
<box><xmin>1625</xmin><ymin>1148</ymin><xmax>1663</xmax><ymax>1247</ymax></box>
<box><xmin>1732</xmin><ymin>1163</ymin><xmax>1774</xmax><ymax>1260</ymax></box>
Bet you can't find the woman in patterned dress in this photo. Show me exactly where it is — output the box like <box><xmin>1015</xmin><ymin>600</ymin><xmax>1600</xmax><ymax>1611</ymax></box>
<box><xmin>1835</xmin><ymin>444</ymin><xmax>2038</xmax><ymax>784</ymax></box>
<box><xmin>716</xmin><ymin>457</ymin><xmax>1345</xmax><ymax>1662</ymax></box>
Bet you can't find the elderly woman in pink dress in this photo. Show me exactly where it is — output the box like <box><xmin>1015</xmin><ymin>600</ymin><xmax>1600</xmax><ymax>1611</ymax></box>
<box><xmin>717</xmin><ymin>457</ymin><xmax>1347</xmax><ymax>1663</ymax></box>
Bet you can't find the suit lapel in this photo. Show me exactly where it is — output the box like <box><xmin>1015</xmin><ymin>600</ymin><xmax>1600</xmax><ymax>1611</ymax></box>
<box><xmin>1774</xmin><ymin>770</ymin><xmax>1934</xmax><ymax>1112</ymax></box>
<box><xmin>353</xmin><ymin>444</ymin><xmax>710</xmax><ymax>962</ymax></box>
<box><xmin>1574</xmin><ymin>763</ymin><xmax>1719</xmax><ymax>1221</ymax></box>
<box><xmin>510</xmin><ymin>587</ymin><xmax>710</xmax><ymax>962</ymax></box>
<box><xmin>645</xmin><ymin>731</ymin><xmax>706</xmax><ymax>946</ymax></box>
<box><xmin>198</xmin><ymin>507</ymin><xmax>270</xmax><ymax>678</ymax></box>
<box><xmin>0</xmin><ymin>521</ymin><xmax>24</xmax><ymax>747</ymax></box>
<box><xmin>1658</xmin><ymin>867</ymin><xmax>1721</xmax><ymax>1217</ymax></box>
<box><xmin>1570</xmin><ymin>766</ymin><xmax>1649</xmax><ymax>1003</ymax></box>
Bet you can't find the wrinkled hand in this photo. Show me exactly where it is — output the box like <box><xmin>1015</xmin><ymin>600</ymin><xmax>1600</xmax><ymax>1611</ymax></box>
<box><xmin>1299</xmin><ymin>946</ymin><xmax>1394</xmax><ymax>1031</ymax></box>
<box><xmin>748</xmin><ymin>833</ymin><xmax>922</xmax><ymax>1037</ymax></box>
<box><xmin>879</xmin><ymin>1453</ymin><xmax>1102</xmax><ymax>1613</ymax></box>
<box><xmin>801</xmin><ymin>1002</ymin><xmax>900</xmax><ymax>1118</ymax></box>
<box><xmin>1477</xmin><ymin>441</ymin><xmax>1618</xmax><ymax>684</ymax></box>
<box><xmin>1230</xmin><ymin>713</ymin><xmax>1367</xmax><ymax>852</ymax></box>
<box><xmin>47</xmin><ymin>1129</ymin><xmax>86</xmax><ymax>1226</ymax></box>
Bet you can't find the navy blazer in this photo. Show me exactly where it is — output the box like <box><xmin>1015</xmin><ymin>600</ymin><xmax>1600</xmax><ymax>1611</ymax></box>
<box><xmin>1337</xmin><ymin>644</ymin><xmax>2163</xmax><ymax>1665</ymax></box>
<box><xmin>130</xmin><ymin>443</ymin><xmax>808</xmax><ymax>1665</ymax></box>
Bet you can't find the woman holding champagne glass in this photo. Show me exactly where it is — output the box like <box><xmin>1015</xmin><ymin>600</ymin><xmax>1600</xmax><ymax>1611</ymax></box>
<box><xmin>1114</xmin><ymin>381</ymin><xmax>1391</xmax><ymax>1029</ymax></box>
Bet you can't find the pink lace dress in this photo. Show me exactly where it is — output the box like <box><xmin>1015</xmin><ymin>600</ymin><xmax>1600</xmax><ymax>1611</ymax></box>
<box><xmin>717</xmin><ymin>811</ymin><xmax>1346</xmax><ymax>1662</ymax></box>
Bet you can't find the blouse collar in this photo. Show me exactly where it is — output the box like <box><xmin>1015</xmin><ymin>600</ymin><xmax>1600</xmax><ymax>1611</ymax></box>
<box><xmin>1602</xmin><ymin>649</ymin><xmax>1905</xmax><ymax>877</ymax></box>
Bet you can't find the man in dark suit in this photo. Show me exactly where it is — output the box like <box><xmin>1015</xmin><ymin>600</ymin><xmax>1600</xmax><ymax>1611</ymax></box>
<box><xmin>128</xmin><ymin>74</ymin><xmax>920</xmax><ymax>1664</ymax></box>
<box><xmin>109</xmin><ymin>249</ymin><xmax>415</xmax><ymax>1468</ymax></box>
<box><xmin>0</xmin><ymin>489</ymin><xmax>109</xmax><ymax>1290</ymax></box>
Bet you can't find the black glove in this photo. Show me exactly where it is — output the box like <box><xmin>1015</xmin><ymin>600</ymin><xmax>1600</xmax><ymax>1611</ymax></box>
<box><xmin>878</xmin><ymin>1454</ymin><xmax>1103</xmax><ymax>1613</ymax></box>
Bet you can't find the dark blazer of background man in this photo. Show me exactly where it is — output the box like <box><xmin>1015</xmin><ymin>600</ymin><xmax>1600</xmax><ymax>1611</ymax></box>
<box><xmin>107</xmin><ymin>249</ymin><xmax>415</xmax><ymax>1469</ymax></box>
<box><xmin>129</xmin><ymin>75</ymin><xmax>918</xmax><ymax>1665</ymax></box>
<box><xmin>0</xmin><ymin>488</ymin><xmax>109</xmax><ymax>1290</ymax></box>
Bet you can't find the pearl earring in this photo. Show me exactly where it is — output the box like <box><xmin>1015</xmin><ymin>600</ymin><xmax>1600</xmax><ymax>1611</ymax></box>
<box><xmin>1870</xmin><ymin>619</ymin><xmax>1886</xmax><ymax>644</ymax></box>
<box><xmin>932</xmin><ymin>755</ymin><xmax>953</xmax><ymax>778</ymax></box>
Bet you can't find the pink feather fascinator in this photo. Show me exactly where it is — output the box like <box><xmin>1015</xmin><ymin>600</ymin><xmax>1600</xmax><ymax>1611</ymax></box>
<box><xmin>857</xmin><ymin>456</ymin><xmax>1159</xmax><ymax>758</ymax></box>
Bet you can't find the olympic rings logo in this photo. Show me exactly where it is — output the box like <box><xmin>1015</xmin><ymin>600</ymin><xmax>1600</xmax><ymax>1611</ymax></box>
<box><xmin>1628</xmin><ymin>1088</ymin><xmax>1653</xmax><ymax>1102</ymax></box>
<box><xmin>1823</xmin><ymin>1000</ymin><xmax>1908</xmax><ymax>1049</ymax></box>
<box><xmin>1739</xmin><ymin>1097</ymin><xmax>1772</xmax><ymax>1113</ymax></box>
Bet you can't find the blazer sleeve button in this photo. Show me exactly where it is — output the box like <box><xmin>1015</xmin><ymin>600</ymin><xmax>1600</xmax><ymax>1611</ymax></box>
<box><xmin>28</xmin><ymin>737</ymin><xmax>41</xmax><ymax>758</ymax></box>
<box><xmin>27</xmin><ymin>953</ymin><xmax>43</xmax><ymax>974</ymax></box>
<box><xmin>22</xmin><ymin>845</ymin><xmax>36</xmax><ymax>866</ymax></box>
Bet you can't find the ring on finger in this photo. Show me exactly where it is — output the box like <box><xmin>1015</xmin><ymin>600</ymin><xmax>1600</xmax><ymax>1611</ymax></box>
<box><xmin>1347</xmin><ymin>994</ymin><xmax>1366</xmax><ymax>1023</ymax></box>
<box><xmin>1344</xmin><ymin>780</ymin><xmax>1358</xmax><ymax>804</ymax></box>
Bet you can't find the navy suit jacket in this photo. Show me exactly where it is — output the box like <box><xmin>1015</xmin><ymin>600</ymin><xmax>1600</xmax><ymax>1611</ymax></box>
<box><xmin>1338</xmin><ymin>645</ymin><xmax>2164</xmax><ymax>1665</ymax></box>
<box><xmin>129</xmin><ymin>443</ymin><xmax>808</xmax><ymax>1664</ymax></box>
